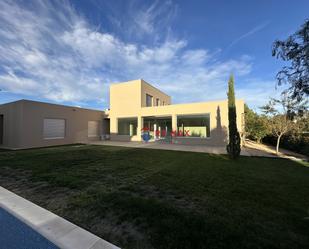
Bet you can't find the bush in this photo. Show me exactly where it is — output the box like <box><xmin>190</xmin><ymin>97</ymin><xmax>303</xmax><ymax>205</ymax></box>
<box><xmin>262</xmin><ymin>134</ymin><xmax>309</xmax><ymax>156</ymax></box>
<box><xmin>245</xmin><ymin>105</ymin><xmax>269</xmax><ymax>143</ymax></box>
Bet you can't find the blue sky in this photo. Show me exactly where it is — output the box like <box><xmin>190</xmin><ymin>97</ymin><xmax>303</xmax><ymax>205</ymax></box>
<box><xmin>0</xmin><ymin>0</ymin><xmax>308</xmax><ymax>111</ymax></box>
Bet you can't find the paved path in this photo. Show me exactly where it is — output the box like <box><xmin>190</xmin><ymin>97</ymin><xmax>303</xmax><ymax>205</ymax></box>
<box><xmin>244</xmin><ymin>140</ymin><xmax>308</xmax><ymax>161</ymax></box>
<box><xmin>90</xmin><ymin>140</ymin><xmax>233</xmax><ymax>155</ymax></box>
<box><xmin>89</xmin><ymin>140</ymin><xmax>308</xmax><ymax>162</ymax></box>
<box><xmin>0</xmin><ymin>186</ymin><xmax>120</xmax><ymax>249</ymax></box>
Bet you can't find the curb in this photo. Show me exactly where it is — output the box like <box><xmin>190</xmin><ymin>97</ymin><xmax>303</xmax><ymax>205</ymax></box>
<box><xmin>0</xmin><ymin>186</ymin><xmax>120</xmax><ymax>249</ymax></box>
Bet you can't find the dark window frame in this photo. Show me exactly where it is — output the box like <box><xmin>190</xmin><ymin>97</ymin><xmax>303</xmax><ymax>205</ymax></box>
<box><xmin>118</xmin><ymin>117</ymin><xmax>138</xmax><ymax>136</ymax></box>
<box><xmin>146</xmin><ymin>94</ymin><xmax>153</xmax><ymax>107</ymax></box>
<box><xmin>177</xmin><ymin>114</ymin><xmax>211</xmax><ymax>138</ymax></box>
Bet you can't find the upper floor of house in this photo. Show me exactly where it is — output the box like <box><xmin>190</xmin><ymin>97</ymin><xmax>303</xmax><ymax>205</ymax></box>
<box><xmin>109</xmin><ymin>79</ymin><xmax>171</xmax><ymax>115</ymax></box>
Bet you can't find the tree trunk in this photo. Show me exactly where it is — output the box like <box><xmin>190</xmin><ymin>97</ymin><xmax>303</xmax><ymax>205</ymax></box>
<box><xmin>276</xmin><ymin>134</ymin><xmax>282</xmax><ymax>155</ymax></box>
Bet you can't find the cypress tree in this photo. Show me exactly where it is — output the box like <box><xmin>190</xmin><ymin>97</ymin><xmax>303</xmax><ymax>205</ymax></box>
<box><xmin>226</xmin><ymin>74</ymin><xmax>241</xmax><ymax>159</ymax></box>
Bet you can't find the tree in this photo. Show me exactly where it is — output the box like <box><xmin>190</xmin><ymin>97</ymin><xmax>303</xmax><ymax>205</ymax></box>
<box><xmin>244</xmin><ymin>104</ymin><xmax>269</xmax><ymax>143</ymax></box>
<box><xmin>261</xmin><ymin>93</ymin><xmax>307</xmax><ymax>154</ymax></box>
<box><xmin>272</xmin><ymin>19</ymin><xmax>309</xmax><ymax>101</ymax></box>
<box><xmin>226</xmin><ymin>75</ymin><xmax>241</xmax><ymax>159</ymax></box>
<box><xmin>298</xmin><ymin>111</ymin><xmax>309</xmax><ymax>132</ymax></box>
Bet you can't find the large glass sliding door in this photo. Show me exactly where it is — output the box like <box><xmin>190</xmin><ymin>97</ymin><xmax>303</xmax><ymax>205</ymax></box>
<box><xmin>143</xmin><ymin>116</ymin><xmax>172</xmax><ymax>140</ymax></box>
<box><xmin>118</xmin><ymin>118</ymin><xmax>137</xmax><ymax>136</ymax></box>
<box><xmin>177</xmin><ymin>114</ymin><xmax>210</xmax><ymax>138</ymax></box>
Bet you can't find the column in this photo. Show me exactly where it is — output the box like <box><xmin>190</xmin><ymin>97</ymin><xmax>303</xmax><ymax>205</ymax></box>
<box><xmin>172</xmin><ymin>114</ymin><xmax>177</xmax><ymax>133</ymax></box>
<box><xmin>154</xmin><ymin>123</ymin><xmax>157</xmax><ymax>139</ymax></box>
<box><xmin>137</xmin><ymin>116</ymin><xmax>142</xmax><ymax>141</ymax></box>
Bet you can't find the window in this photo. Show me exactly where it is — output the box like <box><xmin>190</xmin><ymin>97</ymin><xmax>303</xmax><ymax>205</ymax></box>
<box><xmin>146</xmin><ymin>94</ymin><xmax>153</xmax><ymax>107</ymax></box>
<box><xmin>156</xmin><ymin>98</ymin><xmax>160</xmax><ymax>106</ymax></box>
<box><xmin>143</xmin><ymin>117</ymin><xmax>172</xmax><ymax>138</ymax></box>
<box><xmin>118</xmin><ymin>118</ymin><xmax>137</xmax><ymax>136</ymax></box>
<box><xmin>88</xmin><ymin>121</ymin><xmax>100</xmax><ymax>137</ymax></box>
<box><xmin>43</xmin><ymin>119</ymin><xmax>65</xmax><ymax>139</ymax></box>
<box><xmin>177</xmin><ymin>114</ymin><xmax>210</xmax><ymax>138</ymax></box>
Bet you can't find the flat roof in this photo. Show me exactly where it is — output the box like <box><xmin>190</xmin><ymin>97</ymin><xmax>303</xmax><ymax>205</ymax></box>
<box><xmin>141</xmin><ymin>79</ymin><xmax>171</xmax><ymax>98</ymax></box>
<box><xmin>110</xmin><ymin>78</ymin><xmax>171</xmax><ymax>98</ymax></box>
<box><xmin>0</xmin><ymin>99</ymin><xmax>104</xmax><ymax>113</ymax></box>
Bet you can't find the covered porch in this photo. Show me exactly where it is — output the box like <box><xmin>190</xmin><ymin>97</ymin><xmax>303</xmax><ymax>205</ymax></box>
<box><xmin>140</xmin><ymin>114</ymin><xmax>211</xmax><ymax>143</ymax></box>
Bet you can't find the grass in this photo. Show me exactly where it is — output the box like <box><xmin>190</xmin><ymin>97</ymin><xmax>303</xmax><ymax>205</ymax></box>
<box><xmin>0</xmin><ymin>144</ymin><xmax>308</xmax><ymax>249</ymax></box>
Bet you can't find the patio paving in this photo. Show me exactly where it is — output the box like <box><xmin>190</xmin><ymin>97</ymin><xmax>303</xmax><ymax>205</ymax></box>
<box><xmin>90</xmin><ymin>140</ymin><xmax>231</xmax><ymax>155</ymax></box>
<box><xmin>89</xmin><ymin>140</ymin><xmax>308</xmax><ymax>162</ymax></box>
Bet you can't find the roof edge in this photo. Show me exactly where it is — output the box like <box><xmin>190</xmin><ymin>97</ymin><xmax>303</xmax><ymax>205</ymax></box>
<box><xmin>0</xmin><ymin>99</ymin><xmax>104</xmax><ymax>112</ymax></box>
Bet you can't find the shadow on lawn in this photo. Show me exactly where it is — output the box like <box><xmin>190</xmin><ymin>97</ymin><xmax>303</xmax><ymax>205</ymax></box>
<box><xmin>0</xmin><ymin>145</ymin><xmax>309</xmax><ymax>249</ymax></box>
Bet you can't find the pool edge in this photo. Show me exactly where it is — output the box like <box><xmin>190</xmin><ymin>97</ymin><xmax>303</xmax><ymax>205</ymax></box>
<box><xmin>0</xmin><ymin>186</ymin><xmax>120</xmax><ymax>249</ymax></box>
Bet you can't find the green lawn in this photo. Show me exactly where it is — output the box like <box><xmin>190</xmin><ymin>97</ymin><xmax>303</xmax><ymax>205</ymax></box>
<box><xmin>0</xmin><ymin>145</ymin><xmax>309</xmax><ymax>249</ymax></box>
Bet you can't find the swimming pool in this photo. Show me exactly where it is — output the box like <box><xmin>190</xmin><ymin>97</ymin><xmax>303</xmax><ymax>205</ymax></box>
<box><xmin>0</xmin><ymin>207</ymin><xmax>59</xmax><ymax>249</ymax></box>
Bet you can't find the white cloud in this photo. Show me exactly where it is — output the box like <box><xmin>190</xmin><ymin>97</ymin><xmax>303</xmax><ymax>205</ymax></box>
<box><xmin>228</xmin><ymin>21</ymin><xmax>270</xmax><ymax>48</ymax></box>
<box><xmin>133</xmin><ymin>0</ymin><xmax>177</xmax><ymax>36</ymax></box>
<box><xmin>0</xmin><ymin>0</ymin><xmax>274</xmax><ymax>108</ymax></box>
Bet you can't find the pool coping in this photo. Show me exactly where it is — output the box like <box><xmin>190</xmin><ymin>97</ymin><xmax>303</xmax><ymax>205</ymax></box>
<box><xmin>0</xmin><ymin>186</ymin><xmax>120</xmax><ymax>249</ymax></box>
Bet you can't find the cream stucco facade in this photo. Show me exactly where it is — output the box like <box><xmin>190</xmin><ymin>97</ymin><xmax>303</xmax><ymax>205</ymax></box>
<box><xmin>0</xmin><ymin>79</ymin><xmax>244</xmax><ymax>149</ymax></box>
<box><xmin>109</xmin><ymin>79</ymin><xmax>244</xmax><ymax>146</ymax></box>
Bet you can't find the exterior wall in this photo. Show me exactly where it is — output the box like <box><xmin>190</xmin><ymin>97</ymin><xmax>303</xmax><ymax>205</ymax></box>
<box><xmin>0</xmin><ymin>101</ymin><xmax>24</xmax><ymax>148</ymax></box>
<box><xmin>0</xmin><ymin>79</ymin><xmax>245</xmax><ymax>148</ymax></box>
<box><xmin>109</xmin><ymin>79</ymin><xmax>172</xmax><ymax>141</ymax></box>
<box><xmin>0</xmin><ymin>100</ymin><xmax>105</xmax><ymax>149</ymax></box>
<box><xmin>109</xmin><ymin>80</ymin><xmax>141</xmax><ymax>141</ymax></box>
<box><xmin>110</xmin><ymin>79</ymin><xmax>142</xmax><ymax>116</ymax></box>
<box><xmin>140</xmin><ymin>100</ymin><xmax>244</xmax><ymax>146</ymax></box>
<box><xmin>109</xmin><ymin>79</ymin><xmax>245</xmax><ymax>146</ymax></box>
<box><xmin>141</xmin><ymin>80</ymin><xmax>171</xmax><ymax>107</ymax></box>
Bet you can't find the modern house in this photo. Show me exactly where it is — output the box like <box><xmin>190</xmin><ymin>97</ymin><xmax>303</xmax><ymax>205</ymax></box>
<box><xmin>0</xmin><ymin>79</ymin><xmax>244</xmax><ymax>149</ymax></box>
<box><xmin>0</xmin><ymin>100</ymin><xmax>106</xmax><ymax>149</ymax></box>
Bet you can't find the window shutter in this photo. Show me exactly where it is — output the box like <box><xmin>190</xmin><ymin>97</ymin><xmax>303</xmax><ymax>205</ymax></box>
<box><xmin>43</xmin><ymin>119</ymin><xmax>65</xmax><ymax>139</ymax></box>
<box><xmin>88</xmin><ymin>121</ymin><xmax>99</xmax><ymax>137</ymax></box>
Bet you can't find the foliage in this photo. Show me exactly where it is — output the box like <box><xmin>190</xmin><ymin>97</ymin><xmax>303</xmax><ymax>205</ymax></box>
<box><xmin>297</xmin><ymin>112</ymin><xmax>309</xmax><ymax>132</ymax></box>
<box><xmin>272</xmin><ymin>113</ymin><xmax>309</xmax><ymax>156</ymax></box>
<box><xmin>263</xmin><ymin>134</ymin><xmax>309</xmax><ymax>157</ymax></box>
<box><xmin>272</xmin><ymin>19</ymin><xmax>309</xmax><ymax>101</ymax></box>
<box><xmin>226</xmin><ymin>75</ymin><xmax>241</xmax><ymax>158</ymax></box>
<box><xmin>244</xmin><ymin>104</ymin><xmax>269</xmax><ymax>143</ymax></box>
<box><xmin>260</xmin><ymin>93</ymin><xmax>308</xmax><ymax>154</ymax></box>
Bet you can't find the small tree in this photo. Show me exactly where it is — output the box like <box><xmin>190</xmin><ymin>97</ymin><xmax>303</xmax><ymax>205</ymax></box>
<box><xmin>261</xmin><ymin>93</ymin><xmax>307</xmax><ymax>154</ymax></box>
<box><xmin>245</xmin><ymin>104</ymin><xmax>269</xmax><ymax>143</ymax></box>
<box><xmin>226</xmin><ymin>75</ymin><xmax>241</xmax><ymax>158</ymax></box>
